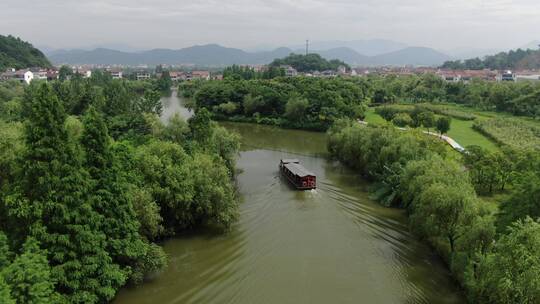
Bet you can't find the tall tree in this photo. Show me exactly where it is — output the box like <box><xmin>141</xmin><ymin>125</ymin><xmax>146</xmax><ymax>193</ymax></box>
<box><xmin>436</xmin><ymin>116</ymin><xmax>451</xmax><ymax>137</ymax></box>
<box><xmin>0</xmin><ymin>276</ymin><xmax>14</xmax><ymax>304</ymax></box>
<box><xmin>7</xmin><ymin>83</ymin><xmax>125</xmax><ymax>303</ymax></box>
<box><xmin>2</xmin><ymin>238</ymin><xmax>59</xmax><ymax>303</ymax></box>
<box><xmin>81</xmin><ymin>107</ymin><xmax>147</xmax><ymax>278</ymax></box>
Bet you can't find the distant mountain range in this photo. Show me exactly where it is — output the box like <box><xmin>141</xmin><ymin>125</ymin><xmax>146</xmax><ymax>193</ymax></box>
<box><xmin>288</xmin><ymin>39</ymin><xmax>409</xmax><ymax>56</ymax></box>
<box><xmin>47</xmin><ymin>43</ymin><xmax>452</xmax><ymax>67</ymax></box>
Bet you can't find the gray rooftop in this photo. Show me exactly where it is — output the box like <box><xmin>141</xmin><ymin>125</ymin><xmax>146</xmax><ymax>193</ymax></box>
<box><xmin>284</xmin><ymin>163</ymin><xmax>315</xmax><ymax>178</ymax></box>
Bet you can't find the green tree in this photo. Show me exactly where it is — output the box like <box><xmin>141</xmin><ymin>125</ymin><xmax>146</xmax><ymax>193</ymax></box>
<box><xmin>139</xmin><ymin>89</ymin><xmax>163</xmax><ymax>115</ymax></box>
<box><xmin>2</xmin><ymin>238</ymin><xmax>59</xmax><ymax>304</ymax></box>
<box><xmin>467</xmin><ymin>217</ymin><xmax>540</xmax><ymax>304</ymax></box>
<box><xmin>242</xmin><ymin>94</ymin><xmax>264</xmax><ymax>116</ymax></box>
<box><xmin>284</xmin><ymin>96</ymin><xmax>309</xmax><ymax>121</ymax></box>
<box><xmin>81</xmin><ymin>107</ymin><xmax>147</xmax><ymax>279</ymax></box>
<box><xmin>391</xmin><ymin>112</ymin><xmax>413</xmax><ymax>127</ymax></box>
<box><xmin>188</xmin><ymin>108</ymin><xmax>213</xmax><ymax>144</ymax></box>
<box><xmin>497</xmin><ymin>171</ymin><xmax>540</xmax><ymax>230</ymax></box>
<box><xmin>412</xmin><ymin>183</ymin><xmax>476</xmax><ymax>252</ymax></box>
<box><xmin>7</xmin><ymin>83</ymin><xmax>125</xmax><ymax>303</ymax></box>
<box><xmin>156</xmin><ymin>71</ymin><xmax>172</xmax><ymax>92</ymax></box>
<box><xmin>418</xmin><ymin>111</ymin><xmax>436</xmax><ymax>132</ymax></box>
<box><xmin>0</xmin><ymin>276</ymin><xmax>14</xmax><ymax>304</ymax></box>
<box><xmin>436</xmin><ymin>116</ymin><xmax>451</xmax><ymax>136</ymax></box>
<box><xmin>135</xmin><ymin>140</ymin><xmax>194</xmax><ymax>231</ymax></box>
<box><xmin>58</xmin><ymin>65</ymin><xmax>72</xmax><ymax>82</ymax></box>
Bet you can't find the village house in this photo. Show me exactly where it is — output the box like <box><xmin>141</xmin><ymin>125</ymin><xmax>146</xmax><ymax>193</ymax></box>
<box><xmin>1</xmin><ymin>69</ymin><xmax>34</xmax><ymax>84</ymax></box>
<box><xmin>108</xmin><ymin>69</ymin><xmax>123</xmax><ymax>79</ymax></box>
<box><xmin>514</xmin><ymin>71</ymin><xmax>540</xmax><ymax>82</ymax></box>
<box><xmin>136</xmin><ymin>71</ymin><xmax>151</xmax><ymax>81</ymax></box>
<box><xmin>169</xmin><ymin>71</ymin><xmax>185</xmax><ymax>81</ymax></box>
<box><xmin>73</xmin><ymin>68</ymin><xmax>92</xmax><ymax>78</ymax></box>
<box><xmin>191</xmin><ymin>70</ymin><xmax>210</xmax><ymax>80</ymax></box>
<box><xmin>283</xmin><ymin>66</ymin><xmax>298</xmax><ymax>77</ymax></box>
<box><xmin>497</xmin><ymin>70</ymin><xmax>515</xmax><ymax>82</ymax></box>
<box><xmin>337</xmin><ymin>65</ymin><xmax>348</xmax><ymax>75</ymax></box>
<box><xmin>46</xmin><ymin>70</ymin><xmax>59</xmax><ymax>81</ymax></box>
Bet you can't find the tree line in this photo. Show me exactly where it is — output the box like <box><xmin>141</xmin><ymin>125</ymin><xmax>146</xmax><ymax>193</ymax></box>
<box><xmin>185</xmin><ymin>77</ymin><xmax>367</xmax><ymax>131</ymax></box>
<box><xmin>183</xmin><ymin>72</ymin><xmax>540</xmax><ymax>130</ymax></box>
<box><xmin>270</xmin><ymin>53</ymin><xmax>349</xmax><ymax>72</ymax></box>
<box><xmin>327</xmin><ymin>121</ymin><xmax>540</xmax><ymax>303</ymax></box>
<box><xmin>441</xmin><ymin>48</ymin><xmax>540</xmax><ymax>70</ymax></box>
<box><xmin>223</xmin><ymin>65</ymin><xmax>285</xmax><ymax>80</ymax></box>
<box><xmin>0</xmin><ymin>74</ymin><xmax>239</xmax><ymax>303</ymax></box>
<box><xmin>367</xmin><ymin>73</ymin><xmax>540</xmax><ymax>118</ymax></box>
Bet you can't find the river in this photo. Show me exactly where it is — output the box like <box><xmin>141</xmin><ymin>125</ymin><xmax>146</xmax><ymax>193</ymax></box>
<box><xmin>113</xmin><ymin>90</ymin><xmax>464</xmax><ymax>304</ymax></box>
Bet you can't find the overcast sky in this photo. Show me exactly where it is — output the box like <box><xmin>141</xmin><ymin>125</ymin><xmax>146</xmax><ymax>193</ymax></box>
<box><xmin>1</xmin><ymin>0</ymin><xmax>539</xmax><ymax>51</ymax></box>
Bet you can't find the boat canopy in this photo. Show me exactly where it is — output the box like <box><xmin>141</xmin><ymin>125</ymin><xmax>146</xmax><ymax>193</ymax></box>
<box><xmin>281</xmin><ymin>159</ymin><xmax>300</xmax><ymax>164</ymax></box>
<box><xmin>283</xmin><ymin>163</ymin><xmax>315</xmax><ymax>178</ymax></box>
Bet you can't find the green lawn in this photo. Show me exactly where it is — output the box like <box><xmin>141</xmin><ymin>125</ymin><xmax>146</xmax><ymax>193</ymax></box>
<box><xmin>365</xmin><ymin>106</ymin><xmax>499</xmax><ymax>151</ymax></box>
<box><xmin>446</xmin><ymin>119</ymin><xmax>499</xmax><ymax>151</ymax></box>
<box><xmin>364</xmin><ymin>108</ymin><xmax>388</xmax><ymax>125</ymax></box>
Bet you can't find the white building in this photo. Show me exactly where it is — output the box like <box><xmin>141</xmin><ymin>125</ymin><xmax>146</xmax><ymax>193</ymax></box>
<box><xmin>8</xmin><ymin>70</ymin><xmax>34</xmax><ymax>84</ymax></box>
<box><xmin>283</xmin><ymin>66</ymin><xmax>298</xmax><ymax>77</ymax></box>
<box><xmin>109</xmin><ymin>69</ymin><xmax>123</xmax><ymax>79</ymax></box>
<box><xmin>74</xmin><ymin>68</ymin><xmax>92</xmax><ymax>78</ymax></box>
<box><xmin>136</xmin><ymin>71</ymin><xmax>151</xmax><ymax>81</ymax></box>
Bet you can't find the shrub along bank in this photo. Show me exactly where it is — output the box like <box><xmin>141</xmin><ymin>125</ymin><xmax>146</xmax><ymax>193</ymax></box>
<box><xmin>328</xmin><ymin>120</ymin><xmax>540</xmax><ymax>303</ymax></box>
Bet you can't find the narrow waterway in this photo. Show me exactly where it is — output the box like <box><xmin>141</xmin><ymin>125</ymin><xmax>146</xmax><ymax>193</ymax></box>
<box><xmin>113</xmin><ymin>90</ymin><xmax>464</xmax><ymax>304</ymax></box>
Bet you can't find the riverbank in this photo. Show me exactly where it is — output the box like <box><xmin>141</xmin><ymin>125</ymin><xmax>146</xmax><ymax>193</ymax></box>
<box><xmin>113</xmin><ymin>91</ymin><xmax>465</xmax><ymax>304</ymax></box>
<box><xmin>328</xmin><ymin>122</ymin><xmax>501</xmax><ymax>303</ymax></box>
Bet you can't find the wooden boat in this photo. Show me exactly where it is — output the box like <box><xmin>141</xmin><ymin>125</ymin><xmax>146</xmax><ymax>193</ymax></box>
<box><xmin>279</xmin><ymin>159</ymin><xmax>316</xmax><ymax>190</ymax></box>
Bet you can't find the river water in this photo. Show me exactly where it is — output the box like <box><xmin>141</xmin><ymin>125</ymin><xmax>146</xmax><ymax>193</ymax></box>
<box><xmin>113</xmin><ymin>90</ymin><xmax>464</xmax><ymax>304</ymax></box>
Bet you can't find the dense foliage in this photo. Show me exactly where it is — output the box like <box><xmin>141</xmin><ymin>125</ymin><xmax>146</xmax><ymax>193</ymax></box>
<box><xmin>0</xmin><ymin>35</ymin><xmax>51</xmax><ymax>70</ymax></box>
<box><xmin>328</xmin><ymin>122</ymin><xmax>540</xmax><ymax>303</ymax></box>
<box><xmin>441</xmin><ymin>48</ymin><xmax>540</xmax><ymax>70</ymax></box>
<box><xmin>270</xmin><ymin>53</ymin><xmax>349</xmax><ymax>72</ymax></box>
<box><xmin>0</xmin><ymin>75</ymin><xmax>240</xmax><ymax>303</ymax></box>
<box><xmin>185</xmin><ymin>77</ymin><xmax>368</xmax><ymax>130</ymax></box>
<box><xmin>223</xmin><ymin>65</ymin><xmax>285</xmax><ymax>80</ymax></box>
<box><xmin>365</xmin><ymin>73</ymin><xmax>540</xmax><ymax>118</ymax></box>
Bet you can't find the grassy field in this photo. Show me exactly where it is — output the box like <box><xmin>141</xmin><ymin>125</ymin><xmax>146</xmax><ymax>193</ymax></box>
<box><xmin>447</xmin><ymin>119</ymin><xmax>498</xmax><ymax>151</ymax></box>
<box><xmin>364</xmin><ymin>108</ymin><xmax>388</xmax><ymax>125</ymax></box>
<box><xmin>364</xmin><ymin>107</ymin><xmax>499</xmax><ymax>151</ymax></box>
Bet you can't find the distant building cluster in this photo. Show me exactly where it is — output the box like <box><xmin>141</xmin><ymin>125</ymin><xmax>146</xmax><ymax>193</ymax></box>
<box><xmin>0</xmin><ymin>68</ymin><xmax>59</xmax><ymax>84</ymax></box>
<box><xmin>279</xmin><ymin>64</ymin><xmax>353</xmax><ymax>78</ymax></box>
<box><xmin>349</xmin><ymin>66</ymin><xmax>540</xmax><ymax>83</ymax></box>
<box><xmin>0</xmin><ymin>65</ymin><xmax>216</xmax><ymax>84</ymax></box>
<box><xmin>2</xmin><ymin>64</ymin><xmax>540</xmax><ymax>85</ymax></box>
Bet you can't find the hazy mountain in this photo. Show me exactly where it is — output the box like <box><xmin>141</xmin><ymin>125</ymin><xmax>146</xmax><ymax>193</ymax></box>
<box><xmin>315</xmin><ymin>47</ymin><xmax>450</xmax><ymax>66</ymax></box>
<box><xmin>48</xmin><ymin>44</ymin><xmax>450</xmax><ymax>67</ymax></box>
<box><xmin>520</xmin><ymin>40</ymin><xmax>540</xmax><ymax>51</ymax></box>
<box><xmin>317</xmin><ymin>47</ymin><xmax>369</xmax><ymax>65</ymax></box>
<box><xmin>290</xmin><ymin>39</ymin><xmax>408</xmax><ymax>56</ymax></box>
<box><xmin>367</xmin><ymin>47</ymin><xmax>451</xmax><ymax>66</ymax></box>
<box><xmin>49</xmin><ymin>44</ymin><xmax>292</xmax><ymax>66</ymax></box>
<box><xmin>445</xmin><ymin>47</ymin><xmax>504</xmax><ymax>60</ymax></box>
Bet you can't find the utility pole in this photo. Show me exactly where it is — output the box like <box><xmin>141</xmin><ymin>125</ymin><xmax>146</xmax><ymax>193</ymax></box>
<box><xmin>306</xmin><ymin>39</ymin><xmax>309</xmax><ymax>55</ymax></box>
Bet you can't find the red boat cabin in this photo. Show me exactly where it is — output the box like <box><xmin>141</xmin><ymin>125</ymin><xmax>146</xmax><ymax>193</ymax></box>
<box><xmin>279</xmin><ymin>159</ymin><xmax>316</xmax><ymax>190</ymax></box>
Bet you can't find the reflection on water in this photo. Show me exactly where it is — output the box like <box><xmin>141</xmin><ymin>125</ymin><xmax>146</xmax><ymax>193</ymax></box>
<box><xmin>113</xmin><ymin>93</ymin><xmax>464</xmax><ymax>304</ymax></box>
<box><xmin>160</xmin><ymin>89</ymin><xmax>193</xmax><ymax>123</ymax></box>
